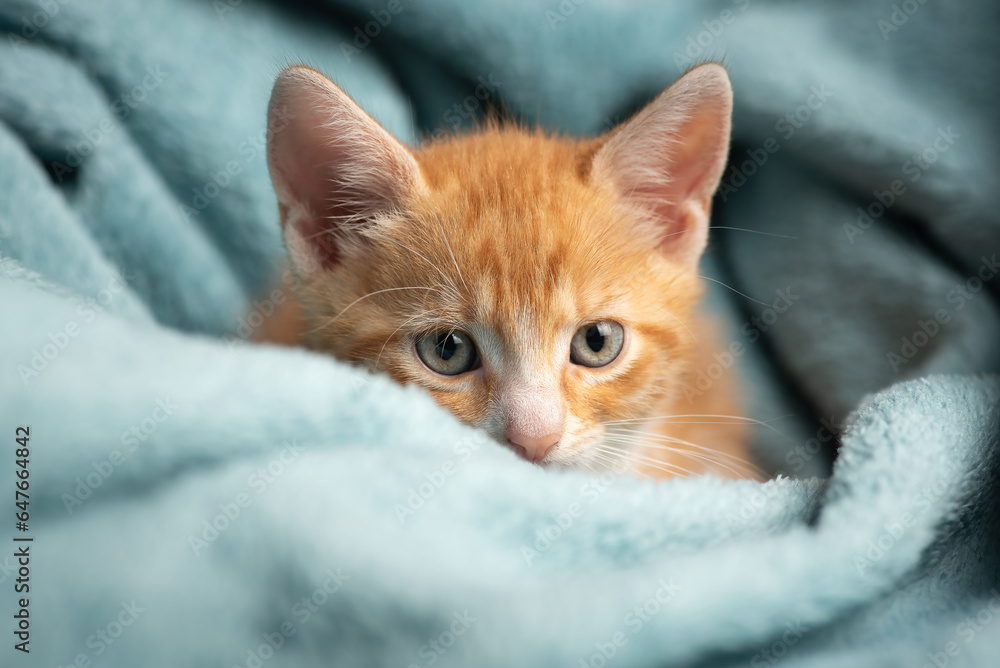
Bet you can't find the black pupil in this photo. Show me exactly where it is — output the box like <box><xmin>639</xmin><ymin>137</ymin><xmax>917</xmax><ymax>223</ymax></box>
<box><xmin>436</xmin><ymin>333</ymin><xmax>460</xmax><ymax>361</ymax></box>
<box><xmin>585</xmin><ymin>325</ymin><xmax>605</xmax><ymax>353</ymax></box>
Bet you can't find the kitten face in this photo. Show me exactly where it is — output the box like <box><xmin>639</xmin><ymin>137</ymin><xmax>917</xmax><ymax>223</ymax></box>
<box><xmin>267</xmin><ymin>65</ymin><xmax>732</xmax><ymax>470</ymax></box>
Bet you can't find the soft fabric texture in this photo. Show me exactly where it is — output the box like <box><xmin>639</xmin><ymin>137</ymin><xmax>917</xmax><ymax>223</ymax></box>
<box><xmin>1</xmin><ymin>1</ymin><xmax>998</xmax><ymax>666</ymax></box>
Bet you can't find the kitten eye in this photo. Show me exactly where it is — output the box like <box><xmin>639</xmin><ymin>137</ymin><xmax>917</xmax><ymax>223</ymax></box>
<box><xmin>570</xmin><ymin>321</ymin><xmax>625</xmax><ymax>368</ymax></box>
<box><xmin>415</xmin><ymin>330</ymin><xmax>480</xmax><ymax>376</ymax></box>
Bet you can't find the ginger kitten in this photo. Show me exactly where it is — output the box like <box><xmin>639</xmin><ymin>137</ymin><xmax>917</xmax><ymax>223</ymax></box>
<box><xmin>262</xmin><ymin>64</ymin><xmax>759</xmax><ymax>479</ymax></box>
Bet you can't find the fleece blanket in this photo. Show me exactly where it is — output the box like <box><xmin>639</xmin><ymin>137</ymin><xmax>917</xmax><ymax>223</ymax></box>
<box><xmin>1</xmin><ymin>0</ymin><xmax>999</xmax><ymax>666</ymax></box>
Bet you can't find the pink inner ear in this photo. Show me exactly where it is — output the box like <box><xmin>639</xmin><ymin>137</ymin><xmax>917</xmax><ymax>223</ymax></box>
<box><xmin>277</xmin><ymin>200</ymin><xmax>340</xmax><ymax>268</ymax></box>
<box><xmin>591</xmin><ymin>64</ymin><xmax>733</xmax><ymax>267</ymax></box>
<box><xmin>266</xmin><ymin>67</ymin><xmax>423</xmax><ymax>272</ymax></box>
<box><xmin>268</xmin><ymin>114</ymin><xmax>354</xmax><ymax>269</ymax></box>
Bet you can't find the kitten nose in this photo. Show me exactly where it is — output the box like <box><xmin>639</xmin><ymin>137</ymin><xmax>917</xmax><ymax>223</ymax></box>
<box><xmin>506</xmin><ymin>431</ymin><xmax>560</xmax><ymax>463</ymax></box>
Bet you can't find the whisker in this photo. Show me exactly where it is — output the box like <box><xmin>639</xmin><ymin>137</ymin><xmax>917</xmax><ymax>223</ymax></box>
<box><xmin>696</xmin><ymin>275</ymin><xmax>769</xmax><ymax>306</ymax></box>
<box><xmin>380</xmin><ymin>235</ymin><xmax>462</xmax><ymax>296</ymax></box>
<box><xmin>656</xmin><ymin>226</ymin><xmax>796</xmax><ymax>241</ymax></box>
<box><xmin>597</xmin><ymin>445</ymin><xmax>696</xmax><ymax>477</ymax></box>
<box><xmin>597</xmin><ymin>441</ymin><xmax>693</xmax><ymax>472</ymax></box>
<box><xmin>608</xmin><ymin>425</ymin><xmax>761</xmax><ymax>465</ymax></box>
<box><xmin>306</xmin><ymin>286</ymin><xmax>449</xmax><ymax>334</ymax></box>
<box><xmin>601</xmin><ymin>414</ymin><xmax>794</xmax><ymax>444</ymax></box>
<box><xmin>605</xmin><ymin>434</ymin><xmax>762</xmax><ymax>478</ymax></box>
<box><xmin>600</xmin><ymin>440</ymin><xmax>733</xmax><ymax>478</ymax></box>
<box><xmin>421</xmin><ymin>193</ymin><xmax>470</xmax><ymax>293</ymax></box>
<box><xmin>374</xmin><ymin>308</ymin><xmax>446</xmax><ymax>369</ymax></box>
<box><xmin>592</xmin><ymin>264</ymin><xmax>770</xmax><ymax>308</ymax></box>
<box><xmin>588</xmin><ymin>450</ymin><xmax>624</xmax><ymax>471</ymax></box>
<box><xmin>651</xmin><ymin>304</ymin><xmax>701</xmax><ymax>350</ymax></box>
<box><xmin>709</xmin><ymin>226</ymin><xmax>797</xmax><ymax>240</ymax></box>
<box><xmin>609</xmin><ymin>428</ymin><xmax>758</xmax><ymax>468</ymax></box>
<box><xmin>602</xmin><ymin>438</ymin><xmax>734</xmax><ymax>477</ymax></box>
<box><xmin>617</xmin><ymin>460</ymin><xmax>654</xmax><ymax>480</ymax></box>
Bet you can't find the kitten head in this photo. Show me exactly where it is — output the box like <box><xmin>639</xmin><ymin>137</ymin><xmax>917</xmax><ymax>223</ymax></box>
<box><xmin>267</xmin><ymin>65</ymin><xmax>732</xmax><ymax>469</ymax></box>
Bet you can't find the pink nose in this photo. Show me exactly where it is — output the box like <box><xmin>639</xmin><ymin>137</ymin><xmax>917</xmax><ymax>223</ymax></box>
<box><xmin>506</xmin><ymin>431</ymin><xmax>560</xmax><ymax>462</ymax></box>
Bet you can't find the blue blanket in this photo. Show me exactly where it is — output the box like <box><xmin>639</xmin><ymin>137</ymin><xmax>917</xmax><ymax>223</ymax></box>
<box><xmin>2</xmin><ymin>0</ymin><xmax>999</xmax><ymax>666</ymax></box>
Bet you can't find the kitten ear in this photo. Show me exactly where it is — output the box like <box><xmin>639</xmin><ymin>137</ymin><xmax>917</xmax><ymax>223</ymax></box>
<box><xmin>266</xmin><ymin>66</ymin><xmax>424</xmax><ymax>273</ymax></box>
<box><xmin>592</xmin><ymin>64</ymin><xmax>732</xmax><ymax>267</ymax></box>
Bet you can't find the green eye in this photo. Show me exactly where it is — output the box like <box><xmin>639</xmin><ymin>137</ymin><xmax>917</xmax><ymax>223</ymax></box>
<box><xmin>570</xmin><ymin>321</ymin><xmax>624</xmax><ymax>368</ymax></box>
<box><xmin>416</xmin><ymin>330</ymin><xmax>480</xmax><ymax>376</ymax></box>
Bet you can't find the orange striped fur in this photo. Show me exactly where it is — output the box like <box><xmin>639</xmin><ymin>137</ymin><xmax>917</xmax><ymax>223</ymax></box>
<box><xmin>260</xmin><ymin>64</ymin><xmax>759</xmax><ymax>479</ymax></box>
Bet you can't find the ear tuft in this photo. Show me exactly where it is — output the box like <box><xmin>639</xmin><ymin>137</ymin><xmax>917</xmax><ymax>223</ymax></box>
<box><xmin>267</xmin><ymin>66</ymin><xmax>424</xmax><ymax>274</ymax></box>
<box><xmin>592</xmin><ymin>63</ymin><xmax>733</xmax><ymax>267</ymax></box>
